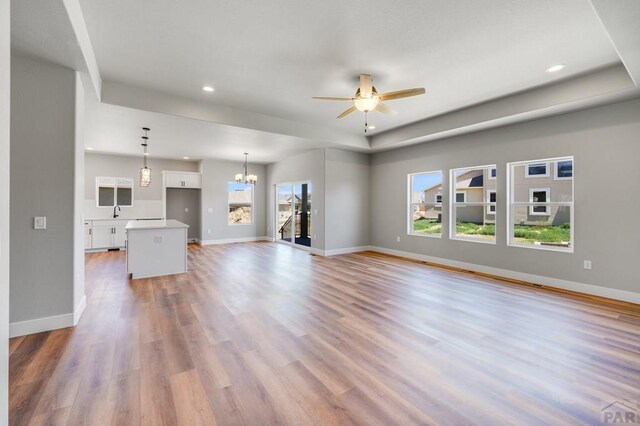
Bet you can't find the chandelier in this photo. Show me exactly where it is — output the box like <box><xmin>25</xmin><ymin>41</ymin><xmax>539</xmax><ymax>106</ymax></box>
<box><xmin>235</xmin><ymin>153</ymin><xmax>257</xmax><ymax>185</ymax></box>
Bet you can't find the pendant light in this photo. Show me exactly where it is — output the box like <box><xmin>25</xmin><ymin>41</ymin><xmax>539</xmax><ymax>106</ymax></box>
<box><xmin>139</xmin><ymin>127</ymin><xmax>151</xmax><ymax>187</ymax></box>
<box><xmin>235</xmin><ymin>153</ymin><xmax>257</xmax><ymax>185</ymax></box>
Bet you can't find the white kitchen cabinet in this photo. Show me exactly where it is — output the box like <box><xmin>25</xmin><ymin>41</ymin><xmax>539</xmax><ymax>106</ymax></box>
<box><xmin>84</xmin><ymin>226</ymin><xmax>92</xmax><ymax>249</ymax></box>
<box><xmin>164</xmin><ymin>171</ymin><xmax>201</xmax><ymax>189</ymax></box>
<box><xmin>91</xmin><ymin>226</ymin><xmax>114</xmax><ymax>249</ymax></box>
<box><xmin>85</xmin><ymin>219</ymin><xmax>129</xmax><ymax>250</ymax></box>
<box><xmin>113</xmin><ymin>225</ymin><xmax>127</xmax><ymax>247</ymax></box>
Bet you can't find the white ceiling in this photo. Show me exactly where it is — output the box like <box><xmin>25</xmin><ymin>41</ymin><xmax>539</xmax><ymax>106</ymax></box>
<box><xmin>78</xmin><ymin>0</ymin><xmax>620</xmax><ymax>135</ymax></box>
<box><xmin>83</xmin><ymin>96</ymin><xmax>334</xmax><ymax>163</ymax></box>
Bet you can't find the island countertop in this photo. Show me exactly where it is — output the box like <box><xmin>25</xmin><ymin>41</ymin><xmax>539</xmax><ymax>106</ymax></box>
<box><xmin>125</xmin><ymin>219</ymin><xmax>189</xmax><ymax>230</ymax></box>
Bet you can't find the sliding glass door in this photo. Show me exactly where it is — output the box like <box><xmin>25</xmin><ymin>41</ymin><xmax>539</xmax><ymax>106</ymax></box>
<box><xmin>276</xmin><ymin>182</ymin><xmax>312</xmax><ymax>248</ymax></box>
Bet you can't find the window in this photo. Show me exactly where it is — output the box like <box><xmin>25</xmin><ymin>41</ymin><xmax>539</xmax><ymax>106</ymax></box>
<box><xmin>450</xmin><ymin>165</ymin><xmax>496</xmax><ymax>243</ymax></box>
<box><xmin>408</xmin><ymin>171</ymin><xmax>443</xmax><ymax>237</ymax></box>
<box><xmin>525</xmin><ymin>162</ymin><xmax>549</xmax><ymax>178</ymax></box>
<box><xmin>96</xmin><ymin>177</ymin><xmax>133</xmax><ymax>208</ymax></box>
<box><xmin>555</xmin><ymin>159</ymin><xmax>573</xmax><ymax>180</ymax></box>
<box><xmin>489</xmin><ymin>168</ymin><xmax>497</xmax><ymax>180</ymax></box>
<box><xmin>508</xmin><ymin>157</ymin><xmax>573</xmax><ymax>252</ymax></box>
<box><xmin>228</xmin><ymin>183</ymin><xmax>253</xmax><ymax>225</ymax></box>
<box><xmin>529</xmin><ymin>188</ymin><xmax>550</xmax><ymax>215</ymax></box>
<box><xmin>486</xmin><ymin>190</ymin><xmax>496</xmax><ymax>214</ymax></box>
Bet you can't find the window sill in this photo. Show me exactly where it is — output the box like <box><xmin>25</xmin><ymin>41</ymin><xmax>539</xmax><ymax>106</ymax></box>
<box><xmin>450</xmin><ymin>236</ymin><xmax>496</xmax><ymax>245</ymax></box>
<box><xmin>507</xmin><ymin>242</ymin><xmax>573</xmax><ymax>253</ymax></box>
<box><xmin>408</xmin><ymin>232</ymin><xmax>442</xmax><ymax>239</ymax></box>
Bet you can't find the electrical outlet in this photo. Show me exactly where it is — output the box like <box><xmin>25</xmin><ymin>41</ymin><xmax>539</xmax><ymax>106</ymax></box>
<box><xmin>313</xmin><ymin>233</ymin><xmax>317</xmax><ymax>240</ymax></box>
<box><xmin>208</xmin><ymin>207</ymin><xmax>213</xmax><ymax>213</ymax></box>
<box><xmin>34</xmin><ymin>217</ymin><xmax>46</xmax><ymax>230</ymax></box>
<box><xmin>153</xmin><ymin>235</ymin><xmax>164</xmax><ymax>243</ymax></box>
<box><xmin>185</xmin><ymin>207</ymin><xmax>189</xmax><ymax>213</ymax></box>
<box><xmin>396</xmin><ymin>236</ymin><xmax>401</xmax><ymax>242</ymax></box>
<box><xmin>314</xmin><ymin>209</ymin><xmax>318</xmax><ymax>215</ymax></box>
<box><xmin>584</xmin><ymin>260</ymin><xmax>592</xmax><ymax>270</ymax></box>
<box><xmin>207</xmin><ymin>229</ymin><xmax>211</xmax><ymax>234</ymax></box>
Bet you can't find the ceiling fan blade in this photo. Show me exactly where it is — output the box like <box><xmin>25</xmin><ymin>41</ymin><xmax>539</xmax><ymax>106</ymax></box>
<box><xmin>375</xmin><ymin>102</ymin><xmax>397</xmax><ymax>116</ymax></box>
<box><xmin>312</xmin><ymin>96</ymin><xmax>354</xmax><ymax>101</ymax></box>
<box><xmin>337</xmin><ymin>105</ymin><xmax>357</xmax><ymax>119</ymax></box>
<box><xmin>378</xmin><ymin>88</ymin><xmax>426</xmax><ymax>101</ymax></box>
<box><xmin>360</xmin><ymin>74</ymin><xmax>373</xmax><ymax>98</ymax></box>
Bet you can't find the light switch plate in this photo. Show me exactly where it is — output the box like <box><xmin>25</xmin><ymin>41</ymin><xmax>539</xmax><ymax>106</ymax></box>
<box><xmin>34</xmin><ymin>216</ymin><xmax>46</xmax><ymax>230</ymax></box>
<box><xmin>185</xmin><ymin>207</ymin><xmax>189</xmax><ymax>212</ymax></box>
<box><xmin>584</xmin><ymin>260</ymin><xmax>592</xmax><ymax>270</ymax></box>
<box><xmin>208</xmin><ymin>207</ymin><xmax>213</xmax><ymax>213</ymax></box>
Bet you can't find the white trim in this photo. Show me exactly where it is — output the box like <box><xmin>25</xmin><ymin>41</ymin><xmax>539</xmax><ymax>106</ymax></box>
<box><xmin>10</xmin><ymin>312</ymin><xmax>75</xmax><ymax>338</ymax></box>
<box><xmin>528</xmin><ymin>187</ymin><xmax>550</xmax><ymax>215</ymax></box>
<box><xmin>554</xmin><ymin>159</ymin><xmax>573</xmax><ymax>181</ymax></box>
<box><xmin>322</xmin><ymin>246</ymin><xmax>371</xmax><ymax>256</ymax></box>
<box><xmin>199</xmin><ymin>236</ymin><xmax>270</xmax><ymax>245</ymax></box>
<box><xmin>74</xmin><ymin>295</ymin><xmax>86</xmax><ymax>325</ymax></box>
<box><xmin>368</xmin><ymin>246</ymin><xmax>640</xmax><ymax>305</ymax></box>
<box><xmin>524</xmin><ymin>162</ymin><xmax>550</xmax><ymax>178</ymax></box>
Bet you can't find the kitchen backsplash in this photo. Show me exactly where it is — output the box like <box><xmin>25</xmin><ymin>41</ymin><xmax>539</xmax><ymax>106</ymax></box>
<box><xmin>83</xmin><ymin>200</ymin><xmax>164</xmax><ymax>220</ymax></box>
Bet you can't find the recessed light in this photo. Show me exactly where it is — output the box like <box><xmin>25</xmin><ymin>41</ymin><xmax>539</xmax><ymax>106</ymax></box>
<box><xmin>86</xmin><ymin>147</ymin><xmax>94</xmax><ymax>150</ymax></box>
<box><xmin>183</xmin><ymin>156</ymin><xmax>190</xmax><ymax>160</ymax></box>
<box><xmin>202</xmin><ymin>86</ymin><xmax>214</xmax><ymax>92</ymax></box>
<box><xmin>144</xmin><ymin>152</ymin><xmax>149</xmax><ymax>156</ymax></box>
<box><xmin>368</xmin><ymin>125</ymin><xmax>376</xmax><ymax>130</ymax></box>
<box><xmin>545</xmin><ymin>64</ymin><xmax>565</xmax><ymax>73</ymax></box>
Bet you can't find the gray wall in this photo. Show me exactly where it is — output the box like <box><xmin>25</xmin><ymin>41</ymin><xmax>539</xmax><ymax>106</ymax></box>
<box><xmin>370</xmin><ymin>97</ymin><xmax>640</xmax><ymax>295</ymax></box>
<box><xmin>166</xmin><ymin>188</ymin><xmax>201</xmax><ymax>239</ymax></box>
<box><xmin>10</xmin><ymin>56</ymin><xmax>77</xmax><ymax>323</ymax></box>
<box><xmin>266</xmin><ymin>149</ymin><xmax>325</xmax><ymax>250</ymax></box>
<box><xmin>325</xmin><ymin>149</ymin><xmax>370</xmax><ymax>250</ymax></box>
<box><xmin>200</xmin><ymin>159</ymin><xmax>267</xmax><ymax>242</ymax></box>
<box><xmin>73</xmin><ymin>73</ymin><xmax>85</xmax><ymax>313</ymax></box>
<box><xmin>0</xmin><ymin>0</ymin><xmax>9</xmax><ymax>420</ymax></box>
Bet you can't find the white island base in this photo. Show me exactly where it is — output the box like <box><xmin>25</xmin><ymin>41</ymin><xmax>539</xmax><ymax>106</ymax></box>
<box><xmin>126</xmin><ymin>219</ymin><xmax>189</xmax><ymax>279</ymax></box>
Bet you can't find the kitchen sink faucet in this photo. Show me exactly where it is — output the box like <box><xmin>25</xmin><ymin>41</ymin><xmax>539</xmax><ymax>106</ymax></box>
<box><xmin>113</xmin><ymin>205</ymin><xmax>121</xmax><ymax>218</ymax></box>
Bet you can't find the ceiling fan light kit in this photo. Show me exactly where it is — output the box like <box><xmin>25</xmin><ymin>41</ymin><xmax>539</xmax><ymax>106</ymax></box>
<box><xmin>313</xmin><ymin>74</ymin><xmax>425</xmax><ymax>132</ymax></box>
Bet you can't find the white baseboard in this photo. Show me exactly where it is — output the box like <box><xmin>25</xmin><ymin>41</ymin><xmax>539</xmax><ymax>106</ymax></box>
<box><xmin>10</xmin><ymin>312</ymin><xmax>75</xmax><ymax>338</ymax></box>
<box><xmin>199</xmin><ymin>236</ymin><xmax>271</xmax><ymax>246</ymax></box>
<box><xmin>9</xmin><ymin>295</ymin><xmax>86</xmax><ymax>338</ymax></box>
<box><xmin>318</xmin><ymin>246</ymin><xmax>371</xmax><ymax>257</ymax></box>
<box><xmin>74</xmin><ymin>295</ymin><xmax>86</xmax><ymax>325</ymax></box>
<box><xmin>368</xmin><ymin>246</ymin><xmax>640</xmax><ymax>305</ymax></box>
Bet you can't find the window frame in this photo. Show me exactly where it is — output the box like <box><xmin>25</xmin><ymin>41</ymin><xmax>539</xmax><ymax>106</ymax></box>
<box><xmin>227</xmin><ymin>182</ymin><xmax>255</xmax><ymax>226</ymax></box>
<box><xmin>95</xmin><ymin>176</ymin><xmax>134</xmax><ymax>208</ymax></box>
<box><xmin>554</xmin><ymin>159</ymin><xmax>573</xmax><ymax>181</ymax></box>
<box><xmin>524</xmin><ymin>162</ymin><xmax>550</xmax><ymax>178</ymax></box>
<box><xmin>449</xmin><ymin>165</ymin><xmax>497</xmax><ymax>245</ymax></box>
<box><xmin>407</xmin><ymin>170</ymin><xmax>443</xmax><ymax>239</ymax></box>
<box><xmin>507</xmin><ymin>157</ymin><xmax>574</xmax><ymax>253</ymax></box>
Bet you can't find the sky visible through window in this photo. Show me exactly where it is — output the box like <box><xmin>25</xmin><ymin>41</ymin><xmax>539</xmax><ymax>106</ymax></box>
<box><xmin>412</xmin><ymin>173</ymin><xmax>442</xmax><ymax>193</ymax></box>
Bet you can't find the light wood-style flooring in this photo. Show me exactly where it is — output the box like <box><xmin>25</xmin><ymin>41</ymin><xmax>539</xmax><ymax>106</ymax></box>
<box><xmin>9</xmin><ymin>242</ymin><xmax>640</xmax><ymax>425</ymax></box>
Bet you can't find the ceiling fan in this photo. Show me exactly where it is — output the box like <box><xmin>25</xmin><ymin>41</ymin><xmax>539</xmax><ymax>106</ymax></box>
<box><xmin>313</xmin><ymin>74</ymin><xmax>425</xmax><ymax>131</ymax></box>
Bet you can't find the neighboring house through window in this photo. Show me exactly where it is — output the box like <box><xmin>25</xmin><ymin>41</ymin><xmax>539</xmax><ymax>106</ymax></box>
<box><xmin>529</xmin><ymin>188</ymin><xmax>550</xmax><ymax>215</ymax></box>
<box><xmin>408</xmin><ymin>171</ymin><xmax>443</xmax><ymax>237</ymax></box>
<box><xmin>525</xmin><ymin>162</ymin><xmax>549</xmax><ymax>178</ymax></box>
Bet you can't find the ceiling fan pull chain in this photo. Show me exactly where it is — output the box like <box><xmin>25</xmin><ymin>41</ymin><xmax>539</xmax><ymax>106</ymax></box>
<box><xmin>364</xmin><ymin>112</ymin><xmax>368</xmax><ymax>133</ymax></box>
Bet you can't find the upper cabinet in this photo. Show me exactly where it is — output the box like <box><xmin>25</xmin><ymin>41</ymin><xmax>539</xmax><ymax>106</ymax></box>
<box><xmin>96</xmin><ymin>176</ymin><xmax>134</xmax><ymax>207</ymax></box>
<box><xmin>164</xmin><ymin>171</ymin><xmax>201</xmax><ymax>189</ymax></box>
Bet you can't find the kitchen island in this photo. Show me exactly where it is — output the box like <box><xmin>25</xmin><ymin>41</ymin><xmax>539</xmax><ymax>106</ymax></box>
<box><xmin>125</xmin><ymin>219</ymin><xmax>189</xmax><ymax>279</ymax></box>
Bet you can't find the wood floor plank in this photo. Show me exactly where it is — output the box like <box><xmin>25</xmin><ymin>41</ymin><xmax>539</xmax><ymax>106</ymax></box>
<box><xmin>8</xmin><ymin>243</ymin><xmax>640</xmax><ymax>425</ymax></box>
